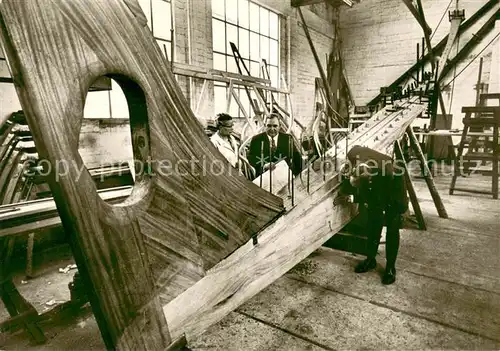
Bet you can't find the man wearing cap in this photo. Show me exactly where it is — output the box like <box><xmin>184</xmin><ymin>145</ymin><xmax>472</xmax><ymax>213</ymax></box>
<box><xmin>340</xmin><ymin>144</ymin><xmax>408</xmax><ymax>285</ymax></box>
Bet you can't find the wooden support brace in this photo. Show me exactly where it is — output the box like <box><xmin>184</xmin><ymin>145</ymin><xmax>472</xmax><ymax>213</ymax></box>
<box><xmin>394</xmin><ymin>139</ymin><xmax>426</xmax><ymax>230</ymax></box>
<box><xmin>407</xmin><ymin>127</ymin><xmax>448</xmax><ymax>218</ymax></box>
<box><xmin>0</xmin><ymin>280</ymin><xmax>46</xmax><ymax>344</ymax></box>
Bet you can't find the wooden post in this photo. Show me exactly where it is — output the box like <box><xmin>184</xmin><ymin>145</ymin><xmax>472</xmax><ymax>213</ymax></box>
<box><xmin>25</xmin><ymin>233</ymin><xmax>35</xmax><ymax>279</ymax></box>
<box><xmin>395</xmin><ymin>140</ymin><xmax>426</xmax><ymax>230</ymax></box>
<box><xmin>492</xmin><ymin>116</ymin><xmax>499</xmax><ymax>199</ymax></box>
<box><xmin>407</xmin><ymin>127</ymin><xmax>448</xmax><ymax>218</ymax></box>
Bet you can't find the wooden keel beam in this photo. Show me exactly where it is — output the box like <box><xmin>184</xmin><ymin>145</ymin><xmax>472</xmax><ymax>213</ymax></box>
<box><xmin>407</xmin><ymin>127</ymin><xmax>448</xmax><ymax>218</ymax></box>
<box><xmin>164</xmin><ymin>98</ymin><xmax>427</xmax><ymax>340</ymax></box>
<box><xmin>0</xmin><ymin>0</ymin><xmax>283</xmax><ymax>349</ymax></box>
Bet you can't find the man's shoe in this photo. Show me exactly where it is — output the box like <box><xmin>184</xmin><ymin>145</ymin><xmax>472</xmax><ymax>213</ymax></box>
<box><xmin>354</xmin><ymin>258</ymin><xmax>376</xmax><ymax>273</ymax></box>
<box><xmin>382</xmin><ymin>267</ymin><xmax>396</xmax><ymax>285</ymax></box>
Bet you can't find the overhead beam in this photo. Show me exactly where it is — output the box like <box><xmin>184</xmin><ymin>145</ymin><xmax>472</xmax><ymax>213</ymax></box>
<box><xmin>402</xmin><ymin>0</ymin><xmax>432</xmax><ymax>35</ymax></box>
<box><xmin>367</xmin><ymin>0</ymin><xmax>498</xmax><ymax>106</ymax></box>
<box><xmin>291</xmin><ymin>0</ymin><xmax>326</xmax><ymax>7</ymax></box>
<box><xmin>438</xmin><ymin>9</ymin><xmax>499</xmax><ymax>83</ymax></box>
<box><xmin>291</xmin><ymin>0</ymin><xmax>352</xmax><ymax>7</ymax></box>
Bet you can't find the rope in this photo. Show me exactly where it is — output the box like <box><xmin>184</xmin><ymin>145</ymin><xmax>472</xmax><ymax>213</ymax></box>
<box><xmin>429</xmin><ymin>0</ymin><xmax>454</xmax><ymax>42</ymax></box>
<box><xmin>441</xmin><ymin>32</ymin><xmax>500</xmax><ymax>91</ymax></box>
<box><xmin>447</xmin><ymin>34</ymin><xmax>459</xmax><ymax>113</ymax></box>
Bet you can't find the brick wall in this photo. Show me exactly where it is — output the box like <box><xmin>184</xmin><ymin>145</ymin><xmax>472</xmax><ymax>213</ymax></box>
<box><xmin>77</xmin><ymin>119</ymin><xmax>134</xmax><ymax>170</ymax></box>
<box><xmin>339</xmin><ymin>0</ymin><xmax>499</xmax><ymax>129</ymax></box>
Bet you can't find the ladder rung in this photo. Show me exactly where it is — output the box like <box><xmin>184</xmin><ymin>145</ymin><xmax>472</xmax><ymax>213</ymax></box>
<box><xmin>462</xmin><ymin>153</ymin><xmax>499</xmax><ymax>160</ymax></box>
<box><xmin>451</xmin><ymin>187</ymin><xmax>493</xmax><ymax>195</ymax></box>
<box><xmin>463</xmin><ymin>118</ymin><xmax>500</xmax><ymax>126</ymax></box>
<box><xmin>462</xmin><ymin>106</ymin><xmax>500</xmax><ymax>113</ymax></box>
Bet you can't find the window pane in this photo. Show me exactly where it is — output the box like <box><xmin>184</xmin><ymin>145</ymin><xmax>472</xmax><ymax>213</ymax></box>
<box><xmin>212</xmin><ymin>19</ymin><xmax>226</xmax><ymax>53</ymax></box>
<box><xmin>238</xmin><ymin>28</ymin><xmax>249</xmax><ymax>60</ymax></box>
<box><xmin>269</xmin><ymin>39</ymin><xmax>278</xmax><ymax>65</ymax></box>
<box><xmin>259</xmin><ymin>7</ymin><xmax>269</xmax><ymax>37</ymax></box>
<box><xmin>84</xmin><ymin>91</ymin><xmax>110</xmax><ymax>119</ymax></box>
<box><xmin>260</xmin><ymin>36</ymin><xmax>269</xmax><ymax>63</ymax></box>
<box><xmin>213</xmin><ymin>53</ymin><xmax>226</xmax><ymax>71</ymax></box>
<box><xmin>226</xmin><ymin>23</ymin><xmax>238</xmax><ymax>55</ymax></box>
<box><xmin>212</xmin><ymin>0</ymin><xmax>225</xmax><ymax>20</ymax></box>
<box><xmin>225</xmin><ymin>0</ymin><xmax>237</xmax><ymax>25</ymax></box>
<box><xmin>152</xmin><ymin>0</ymin><xmax>171</xmax><ymax>39</ymax></box>
<box><xmin>110</xmin><ymin>79</ymin><xmax>129</xmax><ymax>119</ymax></box>
<box><xmin>249</xmin><ymin>89</ymin><xmax>259</xmax><ymax>114</ymax></box>
<box><xmin>227</xmin><ymin>56</ymin><xmax>238</xmax><ymax>74</ymax></box>
<box><xmin>229</xmin><ymin>91</ymin><xmax>239</xmax><ymax>117</ymax></box>
<box><xmin>238</xmin><ymin>0</ymin><xmax>249</xmax><ymax>28</ymax></box>
<box><xmin>243</xmin><ymin>59</ymin><xmax>251</xmax><ymax>75</ymax></box>
<box><xmin>249</xmin><ymin>32</ymin><xmax>259</xmax><ymax>61</ymax></box>
<box><xmin>214</xmin><ymin>85</ymin><xmax>227</xmax><ymax>114</ymax></box>
<box><xmin>249</xmin><ymin>2</ymin><xmax>259</xmax><ymax>32</ymax></box>
<box><xmin>269</xmin><ymin>65</ymin><xmax>278</xmax><ymax>88</ymax></box>
<box><xmin>138</xmin><ymin>0</ymin><xmax>151</xmax><ymax>28</ymax></box>
<box><xmin>250</xmin><ymin>61</ymin><xmax>260</xmax><ymax>77</ymax></box>
<box><xmin>239</xmin><ymin>89</ymin><xmax>249</xmax><ymax>117</ymax></box>
<box><xmin>269</xmin><ymin>11</ymin><xmax>279</xmax><ymax>39</ymax></box>
<box><xmin>0</xmin><ymin>60</ymin><xmax>10</xmax><ymax>78</ymax></box>
<box><xmin>156</xmin><ymin>39</ymin><xmax>171</xmax><ymax>60</ymax></box>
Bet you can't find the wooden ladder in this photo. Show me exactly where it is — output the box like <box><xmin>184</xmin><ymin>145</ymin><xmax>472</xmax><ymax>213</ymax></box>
<box><xmin>449</xmin><ymin>106</ymin><xmax>500</xmax><ymax>199</ymax></box>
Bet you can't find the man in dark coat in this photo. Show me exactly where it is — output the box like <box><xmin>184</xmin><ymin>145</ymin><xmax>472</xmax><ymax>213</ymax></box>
<box><xmin>247</xmin><ymin>114</ymin><xmax>303</xmax><ymax>179</ymax></box>
<box><xmin>340</xmin><ymin>144</ymin><xmax>408</xmax><ymax>285</ymax></box>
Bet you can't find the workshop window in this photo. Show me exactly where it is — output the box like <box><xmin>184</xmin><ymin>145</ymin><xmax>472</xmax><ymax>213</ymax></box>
<box><xmin>212</xmin><ymin>0</ymin><xmax>280</xmax><ymax>119</ymax></box>
<box><xmin>83</xmin><ymin>0</ymin><xmax>173</xmax><ymax>119</ymax></box>
<box><xmin>138</xmin><ymin>0</ymin><xmax>173</xmax><ymax>60</ymax></box>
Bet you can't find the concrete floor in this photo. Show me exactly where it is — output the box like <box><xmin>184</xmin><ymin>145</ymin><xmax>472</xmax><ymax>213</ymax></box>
<box><xmin>1</xmin><ymin>172</ymin><xmax>499</xmax><ymax>350</ymax></box>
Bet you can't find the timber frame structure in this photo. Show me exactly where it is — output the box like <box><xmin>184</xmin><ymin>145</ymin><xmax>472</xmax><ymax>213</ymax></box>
<box><xmin>368</xmin><ymin>0</ymin><xmax>499</xmax><ymax>108</ymax></box>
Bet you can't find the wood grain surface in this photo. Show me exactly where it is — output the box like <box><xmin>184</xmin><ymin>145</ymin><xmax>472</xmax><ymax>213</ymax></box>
<box><xmin>0</xmin><ymin>0</ymin><xmax>283</xmax><ymax>349</ymax></box>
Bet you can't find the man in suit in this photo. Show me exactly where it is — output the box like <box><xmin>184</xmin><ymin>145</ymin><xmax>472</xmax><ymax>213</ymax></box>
<box><xmin>210</xmin><ymin>113</ymin><xmax>240</xmax><ymax>169</ymax></box>
<box><xmin>247</xmin><ymin>114</ymin><xmax>303</xmax><ymax>180</ymax></box>
<box><xmin>340</xmin><ymin>144</ymin><xmax>408</xmax><ymax>285</ymax></box>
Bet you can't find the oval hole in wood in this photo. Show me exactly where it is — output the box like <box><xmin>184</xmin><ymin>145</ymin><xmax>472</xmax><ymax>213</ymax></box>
<box><xmin>79</xmin><ymin>73</ymin><xmax>152</xmax><ymax>204</ymax></box>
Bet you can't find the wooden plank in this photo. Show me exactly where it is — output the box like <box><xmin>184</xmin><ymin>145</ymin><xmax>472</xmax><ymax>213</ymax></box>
<box><xmin>463</xmin><ymin>118</ymin><xmax>500</xmax><ymax>126</ymax></box>
<box><xmin>172</xmin><ymin>66</ymin><xmax>289</xmax><ymax>94</ymax></box>
<box><xmin>395</xmin><ymin>139</ymin><xmax>426</xmax><ymax>230</ymax></box>
<box><xmin>173</xmin><ymin>62</ymin><xmax>271</xmax><ymax>85</ymax></box>
<box><xmin>291</xmin><ymin>0</ymin><xmax>327</xmax><ymax>7</ymax></box>
<box><xmin>407</xmin><ymin>127</ymin><xmax>448</xmax><ymax>218</ymax></box>
<box><xmin>492</xmin><ymin>122</ymin><xmax>499</xmax><ymax>199</ymax></box>
<box><xmin>0</xmin><ymin>0</ymin><xmax>284</xmax><ymax>349</ymax></box>
<box><xmin>462</xmin><ymin>106</ymin><xmax>500</xmax><ymax>114</ymax></box>
<box><xmin>401</xmin><ymin>0</ymin><xmax>432</xmax><ymax>35</ymax></box>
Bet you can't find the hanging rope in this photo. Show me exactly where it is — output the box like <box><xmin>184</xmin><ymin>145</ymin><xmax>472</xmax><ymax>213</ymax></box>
<box><xmin>429</xmin><ymin>0</ymin><xmax>454</xmax><ymax>42</ymax></box>
<box><xmin>442</xmin><ymin>32</ymin><xmax>500</xmax><ymax>91</ymax></box>
<box><xmin>447</xmin><ymin>34</ymin><xmax>460</xmax><ymax>112</ymax></box>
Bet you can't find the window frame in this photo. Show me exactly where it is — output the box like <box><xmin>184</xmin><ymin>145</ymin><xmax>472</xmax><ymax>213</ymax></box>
<box><xmin>212</xmin><ymin>0</ymin><xmax>281</xmax><ymax>120</ymax></box>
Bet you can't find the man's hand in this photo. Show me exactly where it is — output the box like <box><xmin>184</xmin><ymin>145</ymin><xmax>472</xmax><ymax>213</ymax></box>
<box><xmin>263</xmin><ymin>163</ymin><xmax>276</xmax><ymax>172</ymax></box>
<box><xmin>333</xmin><ymin>194</ymin><xmax>354</xmax><ymax>206</ymax></box>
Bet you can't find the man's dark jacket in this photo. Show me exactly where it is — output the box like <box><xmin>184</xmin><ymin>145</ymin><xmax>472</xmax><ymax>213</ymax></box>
<box><xmin>247</xmin><ymin>132</ymin><xmax>303</xmax><ymax>179</ymax></box>
<box><xmin>344</xmin><ymin>145</ymin><xmax>408</xmax><ymax>214</ymax></box>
